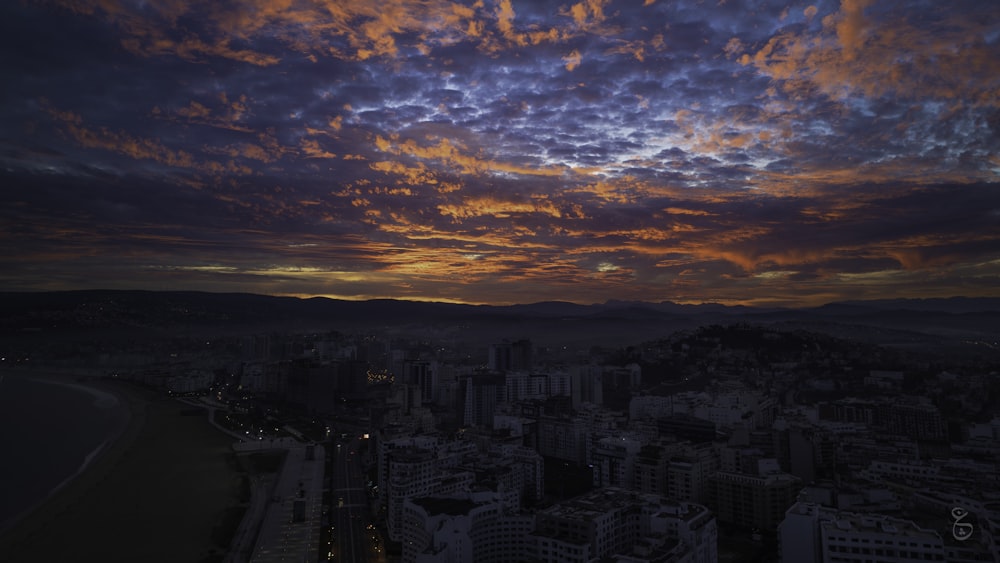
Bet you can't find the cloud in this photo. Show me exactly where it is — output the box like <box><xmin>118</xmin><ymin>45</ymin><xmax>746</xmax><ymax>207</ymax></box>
<box><xmin>564</xmin><ymin>0</ymin><xmax>610</xmax><ymax>28</ymax></box>
<box><xmin>161</xmin><ymin>95</ymin><xmax>255</xmax><ymax>132</ymax></box>
<box><xmin>437</xmin><ymin>194</ymin><xmax>565</xmax><ymax>221</ymax></box>
<box><xmin>563</xmin><ymin>49</ymin><xmax>582</xmax><ymax>71</ymax></box>
<box><xmin>740</xmin><ymin>0</ymin><xmax>1000</xmax><ymax>108</ymax></box>
<box><xmin>835</xmin><ymin>0</ymin><xmax>872</xmax><ymax>62</ymax></box>
<box><xmin>374</xmin><ymin>134</ymin><xmax>576</xmax><ymax>178</ymax></box>
<box><xmin>3</xmin><ymin>1</ymin><xmax>998</xmax><ymax>306</ymax></box>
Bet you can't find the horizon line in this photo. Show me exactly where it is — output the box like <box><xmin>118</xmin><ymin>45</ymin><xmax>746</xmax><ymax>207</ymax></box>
<box><xmin>2</xmin><ymin>287</ymin><xmax>997</xmax><ymax>311</ymax></box>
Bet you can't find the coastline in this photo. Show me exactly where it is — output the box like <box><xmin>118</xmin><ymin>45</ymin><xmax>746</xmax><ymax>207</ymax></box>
<box><xmin>0</xmin><ymin>368</ymin><xmax>244</xmax><ymax>562</ymax></box>
<box><xmin>0</xmin><ymin>370</ymin><xmax>133</xmax><ymax>535</ymax></box>
<box><xmin>0</xmin><ymin>371</ymin><xmax>144</xmax><ymax>544</ymax></box>
<box><xmin>0</xmin><ymin>373</ymin><xmax>131</xmax><ymax>530</ymax></box>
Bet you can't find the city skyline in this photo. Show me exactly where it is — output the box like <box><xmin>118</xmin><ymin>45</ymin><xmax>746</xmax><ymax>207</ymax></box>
<box><xmin>2</xmin><ymin>0</ymin><xmax>999</xmax><ymax>307</ymax></box>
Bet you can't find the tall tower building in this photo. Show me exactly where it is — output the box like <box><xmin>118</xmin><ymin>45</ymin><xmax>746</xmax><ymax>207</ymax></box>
<box><xmin>462</xmin><ymin>373</ymin><xmax>506</xmax><ymax>429</ymax></box>
<box><xmin>489</xmin><ymin>340</ymin><xmax>513</xmax><ymax>372</ymax></box>
<box><xmin>511</xmin><ymin>339</ymin><xmax>533</xmax><ymax>371</ymax></box>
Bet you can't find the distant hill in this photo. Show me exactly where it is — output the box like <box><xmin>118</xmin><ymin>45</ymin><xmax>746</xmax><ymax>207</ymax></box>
<box><xmin>830</xmin><ymin>297</ymin><xmax>1000</xmax><ymax>314</ymax></box>
<box><xmin>0</xmin><ymin>290</ymin><xmax>997</xmax><ymax>350</ymax></box>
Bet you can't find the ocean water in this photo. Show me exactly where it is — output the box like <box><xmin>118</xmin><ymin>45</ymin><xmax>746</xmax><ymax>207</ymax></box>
<box><xmin>0</xmin><ymin>373</ymin><xmax>125</xmax><ymax>530</ymax></box>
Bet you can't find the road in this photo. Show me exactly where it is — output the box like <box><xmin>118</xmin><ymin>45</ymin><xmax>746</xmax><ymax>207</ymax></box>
<box><xmin>330</xmin><ymin>435</ymin><xmax>375</xmax><ymax>562</ymax></box>
<box><xmin>223</xmin><ymin>472</ymin><xmax>271</xmax><ymax>563</ymax></box>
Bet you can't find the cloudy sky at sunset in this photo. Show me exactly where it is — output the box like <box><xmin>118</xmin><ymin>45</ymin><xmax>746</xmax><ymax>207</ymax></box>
<box><xmin>2</xmin><ymin>0</ymin><xmax>998</xmax><ymax>306</ymax></box>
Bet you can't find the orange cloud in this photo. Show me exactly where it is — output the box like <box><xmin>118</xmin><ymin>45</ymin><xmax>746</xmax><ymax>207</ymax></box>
<box><xmin>604</xmin><ymin>40</ymin><xmax>646</xmax><ymax>62</ymax></box>
<box><xmin>45</xmin><ymin>102</ymin><xmax>271</xmax><ymax>174</ymax></box>
<box><xmin>65</xmin><ymin>122</ymin><xmax>196</xmax><ymax>169</ymax></box>
<box><xmin>121</xmin><ymin>33</ymin><xmax>279</xmax><ymax>66</ymax></box>
<box><xmin>375</xmin><ymin>211</ymin><xmax>549</xmax><ymax>251</ymax></box>
<box><xmin>565</xmin><ymin>0</ymin><xmax>609</xmax><ymax>28</ymax></box>
<box><xmin>375</xmin><ymin>135</ymin><xmax>574</xmax><ymax>178</ymax></box>
<box><xmin>163</xmin><ymin>95</ymin><xmax>254</xmax><ymax>133</ymax></box>
<box><xmin>834</xmin><ymin>0</ymin><xmax>872</xmax><ymax>62</ymax></box>
<box><xmin>51</xmin><ymin>0</ymin><xmax>648</xmax><ymax>67</ymax></box>
<box><xmin>176</xmin><ymin>101</ymin><xmax>211</xmax><ymax>119</ymax></box>
<box><xmin>300</xmin><ymin>138</ymin><xmax>338</xmax><ymax>159</ymax></box>
<box><xmin>370</xmin><ymin>160</ymin><xmax>439</xmax><ymax>186</ymax></box>
<box><xmin>563</xmin><ymin>49</ymin><xmax>582</xmax><ymax>71</ymax></box>
<box><xmin>437</xmin><ymin>195</ymin><xmax>564</xmax><ymax>221</ymax></box>
<box><xmin>664</xmin><ymin>207</ymin><xmax>713</xmax><ymax>217</ymax></box>
<box><xmin>739</xmin><ymin>0</ymin><xmax>1000</xmax><ymax>108</ymax></box>
<box><xmin>494</xmin><ymin>0</ymin><xmax>519</xmax><ymax>44</ymax></box>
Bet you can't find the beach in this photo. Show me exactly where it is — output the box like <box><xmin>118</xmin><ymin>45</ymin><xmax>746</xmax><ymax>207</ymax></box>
<box><xmin>0</xmin><ymin>373</ymin><xmax>245</xmax><ymax>563</ymax></box>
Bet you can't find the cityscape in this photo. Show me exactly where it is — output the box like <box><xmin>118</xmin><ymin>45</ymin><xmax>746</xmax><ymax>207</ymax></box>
<box><xmin>0</xmin><ymin>291</ymin><xmax>998</xmax><ymax>562</ymax></box>
<box><xmin>2</xmin><ymin>0</ymin><xmax>999</xmax><ymax>561</ymax></box>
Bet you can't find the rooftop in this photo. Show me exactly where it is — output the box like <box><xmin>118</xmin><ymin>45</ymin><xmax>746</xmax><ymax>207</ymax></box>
<box><xmin>529</xmin><ymin>529</ymin><xmax>591</xmax><ymax>545</ymax></box>
<box><xmin>411</xmin><ymin>496</ymin><xmax>483</xmax><ymax>517</ymax></box>
<box><xmin>541</xmin><ymin>487</ymin><xmax>706</xmax><ymax>522</ymax></box>
<box><xmin>791</xmin><ymin>502</ymin><xmax>943</xmax><ymax>541</ymax></box>
<box><xmin>652</xmin><ymin>501</ymin><xmax>708</xmax><ymax>522</ymax></box>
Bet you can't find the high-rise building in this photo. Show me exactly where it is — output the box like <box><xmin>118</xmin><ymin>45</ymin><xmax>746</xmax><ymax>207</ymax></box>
<box><xmin>633</xmin><ymin>444</ymin><xmax>669</xmax><ymax>496</ymax></box>
<box><xmin>592</xmin><ymin>436</ymin><xmax>643</xmax><ymax>489</ymax></box>
<box><xmin>462</xmin><ymin>373</ymin><xmax>506</xmax><ymax>429</ymax></box>
<box><xmin>536</xmin><ymin>414</ymin><xmax>590</xmax><ymax>465</ymax></box>
<box><xmin>667</xmin><ymin>443</ymin><xmax>718</xmax><ymax>504</ymax></box>
<box><xmin>548</xmin><ymin>371</ymin><xmax>572</xmax><ymax>397</ymax></box>
<box><xmin>882</xmin><ymin>399</ymin><xmax>947</xmax><ymax>442</ymax></box>
<box><xmin>709</xmin><ymin>470</ymin><xmax>801</xmax><ymax>532</ymax></box>
<box><xmin>489</xmin><ymin>340</ymin><xmax>513</xmax><ymax>372</ymax></box>
<box><xmin>403</xmin><ymin>359</ymin><xmax>437</xmax><ymax>403</ymax></box>
<box><xmin>570</xmin><ymin>363</ymin><xmax>603</xmax><ymax>408</ymax></box>
<box><xmin>376</xmin><ymin>435</ymin><xmax>440</xmax><ymax>503</ymax></box>
<box><xmin>505</xmin><ymin>371</ymin><xmax>548</xmax><ymax>402</ymax></box>
<box><xmin>511</xmin><ymin>339</ymin><xmax>533</xmax><ymax>371</ymax></box>
<box><xmin>385</xmin><ymin>447</ymin><xmax>475</xmax><ymax>541</ymax></box>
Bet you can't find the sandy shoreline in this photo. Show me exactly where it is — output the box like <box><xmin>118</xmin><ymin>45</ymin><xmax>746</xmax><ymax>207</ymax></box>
<box><xmin>0</xmin><ymin>370</ymin><xmax>244</xmax><ymax>562</ymax></box>
<box><xmin>0</xmin><ymin>373</ymin><xmax>132</xmax><ymax>534</ymax></box>
<box><xmin>0</xmin><ymin>371</ymin><xmax>132</xmax><ymax>533</ymax></box>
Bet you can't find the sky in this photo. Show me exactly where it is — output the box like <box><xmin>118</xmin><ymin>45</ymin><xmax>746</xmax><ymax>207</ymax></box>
<box><xmin>2</xmin><ymin>0</ymin><xmax>999</xmax><ymax>307</ymax></box>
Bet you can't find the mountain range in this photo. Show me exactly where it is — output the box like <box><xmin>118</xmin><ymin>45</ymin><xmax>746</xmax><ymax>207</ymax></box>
<box><xmin>1</xmin><ymin>290</ymin><xmax>997</xmax><ymax>351</ymax></box>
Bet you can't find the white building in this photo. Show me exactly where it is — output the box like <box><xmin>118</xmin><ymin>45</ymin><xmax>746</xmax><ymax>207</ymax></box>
<box><xmin>505</xmin><ymin>371</ymin><xmax>549</xmax><ymax>402</ymax></box>
<box><xmin>376</xmin><ymin>435</ymin><xmax>441</xmax><ymax>502</ymax></box>
<box><xmin>386</xmin><ymin>446</ymin><xmax>475</xmax><ymax>542</ymax></box>
<box><xmin>400</xmin><ymin>491</ymin><xmax>535</xmax><ymax>563</ymax></box>
<box><xmin>779</xmin><ymin>502</ymin><xmax>945</xmax><ymax>563</ymax></box>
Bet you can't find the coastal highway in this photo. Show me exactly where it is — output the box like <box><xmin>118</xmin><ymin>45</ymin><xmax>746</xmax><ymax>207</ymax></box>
<box><xmin>223</xmin><ymin>473</ymin><xmax>270</xmax><ymax>563</ymax></box>
<box><xmin>331</xmin><ymin>435</ymin><xmax>374</xmax><ymax>562</ymax></box>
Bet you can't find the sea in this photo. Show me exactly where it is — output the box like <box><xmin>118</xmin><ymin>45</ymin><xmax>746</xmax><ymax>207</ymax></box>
<box><xmin>0</xmin><ymin>372</ymin><xmax>126</xmax><ymax>531</ymax></box>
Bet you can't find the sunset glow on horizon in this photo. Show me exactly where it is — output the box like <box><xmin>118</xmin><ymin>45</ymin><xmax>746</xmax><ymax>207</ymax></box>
<box><xmin>2</xmin><ymin>0</ymin><xmax>998</xmax><ymax>307</ymax></box>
